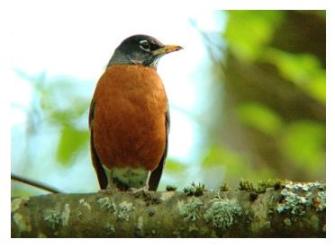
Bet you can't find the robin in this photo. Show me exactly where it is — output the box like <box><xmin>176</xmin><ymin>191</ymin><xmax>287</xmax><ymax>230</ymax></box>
<box><xmin>89</xmin><ymin>34</ymin><xmax>182</xmax><ymax>191</ymax></box>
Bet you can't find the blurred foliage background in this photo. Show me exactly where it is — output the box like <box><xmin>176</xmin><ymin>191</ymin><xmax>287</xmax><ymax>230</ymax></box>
<box><xmin>203</xmin><ymin>10</ymin><xmax>325</xmax><ymax>187</ymax></box>
<box><xmin>11</xmin><ymin>10</ymin><xmax>325</xmax><ymax>196</ymax></box>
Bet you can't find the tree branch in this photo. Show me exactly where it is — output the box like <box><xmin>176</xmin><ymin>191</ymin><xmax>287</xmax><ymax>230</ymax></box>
<box><xmin>11</xmin><ymin>181</ymin><xmax>325</xmax><ymax>237</ymax></box>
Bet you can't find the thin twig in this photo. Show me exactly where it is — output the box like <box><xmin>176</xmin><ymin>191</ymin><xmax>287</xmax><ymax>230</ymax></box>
<box><xmin>11</xmin><ymin>174</ymin><xmax>62</xmax><ymax>194</ymax></box>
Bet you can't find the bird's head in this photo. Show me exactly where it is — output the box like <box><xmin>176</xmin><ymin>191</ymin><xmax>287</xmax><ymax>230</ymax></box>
<box><xmin>108</xmin><ymin>34</ymin><xmax>182</xmax><ymax>68</ymax></box>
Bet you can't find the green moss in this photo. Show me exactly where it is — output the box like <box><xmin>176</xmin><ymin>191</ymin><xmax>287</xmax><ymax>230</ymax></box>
<box><xmin>220</xmin><ymin>183</ymin><xmax>229</xmax><ymax>192</ymax></box>
<box><xmin>166</xmin><ymin>185</ymin><xmax>177</xmax><ymax>191</ymax></box>
<box><xmin>240</xmin><ymin>179</ymin><xmax>284</xmax><ymax>193</ymax></box>
<box><xmin>183</xmin><ymin>183</ymin><xmax>206</xmax><ymax>196</ymax></box>
<box><xmin>204</xmin><ymin>199</ymin><xmax>242</xmax><ymax>231</ymax></box>
<box><xmin>239</xmin><ymin>179</ymin><xmax>255</xmax><ymax>191</ymax></box>
<box><xmin>249</xmin><ymin>192</ymin><xmax>258</xmax><ymax>201</ymax></box>
<box><xmin>178</xmin><ymin>198</ymin><xmax>203</xmax><ymax>221</ymax></box>
<box><xmin>257</xmin><ymin>179</ymin><xmax>284</xmax><ymax>192</ymax></box>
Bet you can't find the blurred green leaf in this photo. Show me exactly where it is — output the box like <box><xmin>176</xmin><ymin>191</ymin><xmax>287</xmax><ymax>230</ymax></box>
<box><xmin>37</xmin><ymin>78</ymin><xmax>90</xmax><ymax>125</ymax></box>
<box><xmin>11</xmin><ymin>187</ymin><xmax>36</xmax><ymax>198</ymax></box>
<box><xmin>202</xmin><ymin>145</ymin><xmax>244</xmax><ymax>169</ymax></box>
<box><xmin>56</xmin><ymin>126</ymin><xmax>89</xmax><ymax>165</ymax></box>
<box><xmin>224</xmin><ymin>10</ymin><xmax>283</xmax><ymax>60</ymax></box>
<box><xmin>237</xmin><ymin>102</ymin><xmax>283</xmax><ymax>136</ymax></box>
<box><xmin>49</xmin><ymin>110</ymin><xmax>78</xmax><ymax>125</ymax></box>
<box><xmin>48</xmin><ymin>98</ymin><xmax>88</xmax><ymax>126</ymax></box>
<box><xmin>263</xmin><ymin>49</ymin><xmax>326</xmax><ymax>103</ymax></box>
<box><xmin>201</xmin><ymin>145</ymin><xmax>275</xmax><ymax>183</ymax></box>
<box><xmin>279</xmin><ymin>120</ymin><xmax>325</xmax><ymax>173</ymax></box>
<box><xmin>165</xmin><ymin>159</ymin><xmax>186</xmax><ymax>174</ymax></box>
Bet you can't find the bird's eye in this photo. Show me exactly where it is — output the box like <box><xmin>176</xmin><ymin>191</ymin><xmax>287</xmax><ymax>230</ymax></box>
<box><xmin>139</xmin><ymin>40</ymin><xmax>151</xmax><ymax>51</ymax></box>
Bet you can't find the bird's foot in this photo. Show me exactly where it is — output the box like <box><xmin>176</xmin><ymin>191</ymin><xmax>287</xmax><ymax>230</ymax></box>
<box><xmin>98</xmin><ymin>184</ymin><xmax>119</xmax><ymax>194</ymax></box>
<box><xmin>129</xmin><ymin>185</ymin><xmax>151</xmax><ymax>197</ymax></box>
<box><xmin>130</xmin><ymin>186</ymin><xmax>161</xmax><ymax>204</ymax></box>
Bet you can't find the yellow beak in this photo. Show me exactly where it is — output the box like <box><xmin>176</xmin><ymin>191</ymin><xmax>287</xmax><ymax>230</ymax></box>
<box><xmin>152</xmin><ymin>45</ymin><xmax>183</xmax><ymax>56</ymax></box>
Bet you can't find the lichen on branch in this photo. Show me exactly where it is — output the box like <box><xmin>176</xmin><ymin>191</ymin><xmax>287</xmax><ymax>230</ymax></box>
<box><xmin>11</xmin><ymin>181</ymin><xmax>326</xmax><ymax>238</ymax></box>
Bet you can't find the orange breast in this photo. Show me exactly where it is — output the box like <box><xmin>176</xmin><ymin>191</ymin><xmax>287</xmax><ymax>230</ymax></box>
<box><xmin>92</xmin><ymin>65</ymin><xmax>168</xmax><ymax>171</ymax></box>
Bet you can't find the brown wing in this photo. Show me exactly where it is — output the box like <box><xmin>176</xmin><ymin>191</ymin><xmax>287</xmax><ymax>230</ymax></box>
<box><xmin>148</xmin><ymin>110</ymin><xmax>169</xmax><ymax>191</ymax></box>
<box><xmin>89</xmin><ymin>99</ymin><xmax>108</xmax><ymax>189</ymax></box>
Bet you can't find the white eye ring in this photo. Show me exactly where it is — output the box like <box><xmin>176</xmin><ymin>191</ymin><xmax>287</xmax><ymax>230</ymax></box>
<box><xmin>139</xmin><ymin>40</ymin><xmax>151</xmax><ymax>52</ymax></box>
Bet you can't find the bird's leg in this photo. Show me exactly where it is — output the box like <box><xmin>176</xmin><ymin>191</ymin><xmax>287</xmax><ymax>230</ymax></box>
<box><xmin>107</xmin><ymin>182</ymin><xmax>120</xmax><ymax>192</ymax></box>
<box><xmin>98</xmin><ymin>181</ymin><xmax>119</xmax><ymax>194</ymax></box>
<box><xmin>97</xmin><ymin>170</ymin><xmax>119</xmax><ymax>193</ymax></box>
<box><xmin>129</xmin><ymin>170</ymin><xmax>152</xmax><ymax>195</ymax></box>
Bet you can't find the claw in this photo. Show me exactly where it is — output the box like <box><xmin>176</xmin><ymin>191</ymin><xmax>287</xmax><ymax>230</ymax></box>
<box><xmin>129</xmin><ymin>185</ymin><xmax>150</xmax><ymax>197</ymax></box>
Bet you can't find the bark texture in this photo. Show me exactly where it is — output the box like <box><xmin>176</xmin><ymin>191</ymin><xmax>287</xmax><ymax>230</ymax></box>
<box><xmin>11</xmin><ymin>181</ymin><xmax>326</xmax><ymax>238</ymax></box>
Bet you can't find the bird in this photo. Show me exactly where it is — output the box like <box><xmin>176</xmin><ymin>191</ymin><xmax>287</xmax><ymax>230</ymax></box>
<box><xmin>89</xmin><ymin>34</ymin><xmax>182</xmax><ymax>191</ymax></box>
